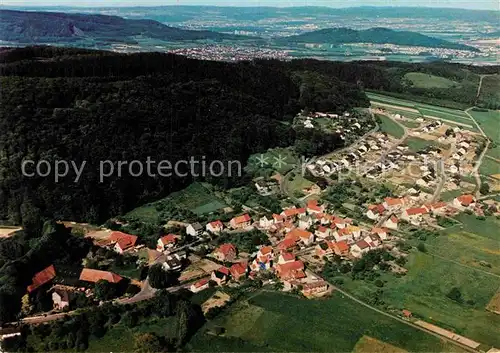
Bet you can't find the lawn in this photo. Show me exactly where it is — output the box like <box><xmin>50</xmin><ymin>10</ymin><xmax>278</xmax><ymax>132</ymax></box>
<box><xmin>404</xmin><ymin>73</ymin><xmax>459</xmax><ymax>89</ymax></box>
<box><xmin>377</xmin><ymin>114</ymin><xmax>405</xmax><ymax>138</ymax></box>
<box><xmin>125</xmin><ymin>182</ymin><xmax>227</xmax><ymax>220</ymax></box>
<box><xmin>188</xmin><ymin>291</ymin><xmax>459</xmax><ymax>352</ymax></box>
<box><xmin>286</xmin><ymin>173</ymin><xmax>314</xmax><ymax>196</ymax></box>
<box><xmin>399</xmin><ymin>120</ymin><xmax>420</xmax><ymax>128</ymax></box>
<box><xmin>449</xmin><ymin>214</ymin><xmax>500</xmax><ymax>242</ymax></box>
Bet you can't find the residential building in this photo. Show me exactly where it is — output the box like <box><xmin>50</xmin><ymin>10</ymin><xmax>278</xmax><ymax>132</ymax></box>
<box><xmin>257</xmin><ymin>246</ymin><xmax>273</xmax><ymax>260</ymax></box>
<box><xmin>383</xmin><ymin>215</ymin><xmax>399</xmax><ymax>230</ymax></box>
<box><xmin>278</xmin><ymin>252</ymin><xmax>295</xmax><ymax>264</ymax></box>
<box><xmin>109</xmin><ymin>231</ymin><xmax>138</xmax><ymax>254</ymax></box>
<box><xmin>211</xmin><ymin>267</ymin><xmax>230</xmax><ymax>285</ymax></box>
<box><xmin>366</xmin><ymin>204</ymin><xmax>386</xmax><ymax>220</ymax></box>
<box><xmin>307</xmin><ymin>200</ymin><xmax>324</xmax><ymax>214</ymax></box>
<box><xmin>275</xmin><ymin>260</ymin><xmax>305</xmax><ymax>280</ymax></box>
<box><xmin>213</xmin><ymin>243</ymin><xmax>237</xmax><ymax>262</ymax></box>
<box><xmin>156</xmin><ymin>234</ymin><xmax>178</xmax><ymax>252</ymax></box>
<box><xmin>315</xmin><ymin>241</ymin><xmax>335</xmax><ymax>257</ymax></box>
<box><xmin>186</xmin><ymin>222</ymin><xmax>203</xmax><ymax>237</ymax></box>
<box><xmin>259</xmin><ymin>216</ymin><xmax>274</xmax><ymax>229</ymax></box>
<box><xmin>250</xmin><ymin>256</ymin><xmax>273</xmax><ymax>272</ymax></box>
<box><xmin>277</xmin><ymin>238</ymin><xmax>297</xmax><ymax>252</ymax></box>
<box><xmin>229</xmin><ymin>214</ymin><xmax>252</xmax><ymax>229</ymax></box>
<box><xmin>383</xmin><ymin>197</ymin><xmax>405</xmax><ymax>210</ymax></box>
<box><xmin>286</xmin><ymin>228</ymin><xmax>314</xmax><ymax>246</ymax></box>
<box><xmin>206</xmin><ymin>220</ymin><xmax>224</xmax><ymax>234</ymax></box>
<box><xmin>371</xmin><ymin>227</ymin><xmax>389</xmax><ymax>241</ymax></box>
<box><xmin>350</xmin><ymin>240</ymin><xmax>371</xmax><ymax>258</ymax></box>
<box><xmin>333</xmin><ymin>241</ymin><xmax>350</xmax><ymax>257</ymax></box>
<box><xmin>452</xmin><ymin>194</ymin><xmax>476</xmax><ymax>210</ymax></box>
<box><xmin>162</xmin><ymin>254</ymin><xmax>183</xmax><ymax>271</ymax></box>
<box><xmin>301</xmin><ymin>281</ymin><xmax>329</xmax><ymax>297</ymax></box>
<box><xmin>298</xmin><ymin>216</ymin><xmax>313</xmax><ymax>229</ymax></box>
<box><xmin>401</xmin><ymin>207</ymin><xmax>429</xmax><ymax>225</ymax></box>
<box><xmin>315</xmin><ymin>225</ymin><xmax>330</xmax><ymax>239</ymax></box>
<box><xmin>229</xmin><ymin>262</ymin><xmax>248</xmax><ymax>281</ymax></box>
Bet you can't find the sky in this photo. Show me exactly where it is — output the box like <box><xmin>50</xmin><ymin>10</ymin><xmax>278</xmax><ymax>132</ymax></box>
<box><xmin>1</xmin><ymin>0</ymin><xmax>497</xmax><ymax>10</ymax></box>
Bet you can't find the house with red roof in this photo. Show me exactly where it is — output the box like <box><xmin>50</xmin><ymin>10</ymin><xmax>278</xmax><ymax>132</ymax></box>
<box><xmin>333</xmin><ymin>241</ymin><xmax>350</xmax><ymax>257</ymax></box>
<box><xmin>156</xmin><ymin>234</ymin><xmax>178</xmax><ymax>252</ymax></box>
<box><xmin>230</xmin><ymin>262</ymin><xmax>248</xmax><ymax>281</ymax></box>
<box><xmin>213</xmin><ymin>243</ymin><xmax>237</xmax><ymax>261</ymax></box>
<box><xmin>452</xmin><ymin>194</ymin><xmax>476</xmax><ymax>210</ymax></box>
<box><xmin>401</xmin><ymin>207</ymin><xmax>429</xmax><ymax>225</ymax></box>
<box><xmin>79</xmin><ymin>268</ymin><xmax>123</xmax><ymax>284</ymax></box>
<box><xmin>383</xmin><ymin>215</ymin><xmax>399</xmax><ymax>230</ymax></box>
<box><xmin>277</xmin><ymin>238</ymin><xmax>298</xmax><ymax>252</ymax></box>
<box><xmin>190</xmin><ymin>278</ymin><xmax>210</xmax><ymax>293</ymax></box>
<box><xmin>281</xmin><ymin>207</ymin><xmax>299</xmax><ymax>220</ymax></box>
<box><xmin>332</xmin><ymin>217</ymin><xmax>348</xmax><ymax>229</ymax></box>
<box><xmin>229</xmin><ymin>214</ymin><xmax>252</xmax><ymax>229</ymax></box>
<box><xmin>366</xmin><ymin>204</ymin><xmax>386</xmax><ymax>220</ymax></box>
<box><xmin>315</xmin><ymin>241</ymin><xmax>335</xmax><ymax>257</ymax></box>
<box><xmin>275</xmin><ymin>260</ymin><xmax>305</xmax><ymax>281</ymax></box>
<box><xmin>257</xmin><ymin>246</ymin><xmax>273</xmax><ymax>260</ymax></box>
<box><xmin>109</xmin><ymin>231</ymin><xmax>138</xmax><ymax>254</ymax></box>
<box><xmin>250</xmin><ymin>255</ymin><xmax>273</xmax><ymax>272</ymax></box>
<box><xmin>383</xmin><ymin>197</ymin><xmax>406</xmax><ymax>210</ymax></box>
<box><xmin>371</xmin><ymin>227</ymin><xmax>389</xmax><ymax>241</ymax></box>
<box><xmin>315</xmin><ymin>225</ymin><xmax>330</xmax><ymax>239</ymax></box>
<box><xmin>364</xmin><ymin>234</ymin><xmax>381</xmax><ymax>248</ymax></box>
<box><xmin>332</xmin><ymin>227</ymin><xmax>353</xmax><ymax>243</ymax></box>
<box><xmin>350</xmin><ymin>240</ymin><xmax>371</xmax><ymax>258</ymax></box>
<box><xmin>206</xmin><ymin>220</ymin><xmax>224</xmax><ymax>234</ymax></box>
<box><xmin>426</xmin><ymin>202</ymin><xmax>448</xmax><ymax>215</ymax></box>
<box><xmin>211</xmin><ymin>266</ymin><xmax>230</xmax><ymax>285</ymax></box>
<box><xmin>272</xmin><ymin>213</ymin><xmax>284</xmax><ymax>224</ymax></box>
<box><xmin>285</xmin><ymin>228</ymin><xmax>314</xmax><ymax>246</ymax></box>
<box><xmin>27</xmin><ymin>265</ymin><xmax>56</xmax><ymax>293</ymax></box>
<box><xmin>306</xmin><ymin>200</ymin><xmax>324</xmax><ymax>214</ymax></box>
<box><xmin>278</xmin><ymin>252</ymin><xmax>295</xmax><ymax>264</ymax></box>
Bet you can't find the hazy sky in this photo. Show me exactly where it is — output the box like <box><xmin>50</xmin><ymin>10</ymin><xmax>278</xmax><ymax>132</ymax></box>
<box><xmin>1</xmin><ymin>0</ymin><xmax>497</xmax><ymax>10</ymax></box>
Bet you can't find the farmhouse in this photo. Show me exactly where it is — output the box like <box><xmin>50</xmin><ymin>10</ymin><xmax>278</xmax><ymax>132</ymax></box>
<box><xmin>51</xmin><ymin>285</ymin><xmax>76</xmax><ymax>310</ymax></box>
<box><xmin>229</xmin><ymin>214</ymin><xmax>252</xmax><ymax>229</ymax></box>
<box><xmin>108</xmin><ymin>231</ymin><xmax>138</xmax><ymax>254</ymax></box>
<box><xmin>206</xmin><ymin>220</ymin><xmax>224</xmax><ymax>233</ymax></box>
<box><xmin>27</xmin><ymin>265</ymin><xmax>57</xmax><ymax>293</ymax></box>
<box><xmin>213</xmin><ymin>243</ymin><xmax>237</xmax><ymax>261</ymax></box>
<box><xmin>79</xmin><ymin>269</ymin><xmax>122</xmax><ymax>284</ymax></box>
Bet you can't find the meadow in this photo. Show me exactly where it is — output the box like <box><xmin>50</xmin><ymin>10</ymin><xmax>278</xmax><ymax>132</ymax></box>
<box><xmin>404</xmin><ymin>136</ymin><xmax>444</xmax><ymax>152</ymax></box>
<box><xmin>468</xmin><ymin>109</ymin><xmax>500</xmax><ymax>159</ymax></box>
<box><xmin>377</xmin><ymin>114</ymin><xmax>405</xmax><ymax>138</ymax></box>
<box><xmin>187</xmin><ymin>291</ymin><xmax>460</xmax><ymax>352</ymax></box>
<box><xmin>404</xmin><ymin>72</ymin><xmax>459</xmax><ymax>89</ymax></box>
<box><xmin>124</xmin><ymin>182</ymin><xmax>227</xmax><ymax>221</ymax></box>
<box><xmin>479</xmin><ymin>157</ymin><xmax>500</xmax><ymax>177</ymax></box>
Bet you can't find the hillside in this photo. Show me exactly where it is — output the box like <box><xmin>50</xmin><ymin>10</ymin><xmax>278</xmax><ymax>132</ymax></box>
<box><xmin>0</xmin><ymin>9</ymin><xmax>247</xmax><ymax>43</ymax></box>
<box><xmin>278</xmin><ymin>27</ymin><xmax>478</xmax><ymax>52</ymax></box>
<box><xmin>0</xmin><ymin>46</ymin><xmax>368</xmax><ymax>226</ymax></box>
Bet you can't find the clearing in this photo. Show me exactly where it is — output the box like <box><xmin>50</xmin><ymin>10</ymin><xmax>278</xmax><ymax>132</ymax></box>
<box><xmin>404</xmin><ymin>73</ymin><xmax>459</xmax><ymax>89</ymax></box>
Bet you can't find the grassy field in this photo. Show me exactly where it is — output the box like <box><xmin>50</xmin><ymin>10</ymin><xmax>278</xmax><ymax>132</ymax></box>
<box><xmin>404</xmin><ymin>73</ymin><xmax>459</xmax><ymax>89</ymax></box>
<box><xmin>477</xmin><ymin>75</ymin><xmax>500</xmax><ymax>109</ymax></box>
<box><xmin>404</xmin><ymin>137</ymin><xmax>443</xmax><ymax>152</ymax></box>
<box><xmin>479</xmin><ymin>158</ymin><xmax>500</xmax><ymax>177</ymax></box>
<box><xmin>367</xmin><ymin>92</ymin><xmax>417</xmax><ymax>108</ymax></box>
<box><xmin>468</xmin><ymin>109</ymin><xmax>500</xmax><ymax>159</ymax></box>
<box><xmin>125</xmin><ymin>182</ymin><xmax>227</xmax><ymax>220</ymax></box>
<box><xmin>399</xmin><ymin>120</ymin><xmax>420</xmax><ymax>128</ymax></box>
<box><xmin>286</xmin><ymin>173</ymin><xmax>314</xmax><ymax>196</ymax></box>
<box><xmin>377</xmin><ymin>114</ymin><xmax>405</xmax><ymax>138</ymax></box>
<box><xmin>87</xmin><ymin>317</ymin><xmax>177</xmax><ymax>352</ymax></box>
<box><xmin>352</xmin><ymin>336</ymin><xmax>409</xmax><ymax>353</ymax></box>
<box><xmin>440</xmin><ymin>189</ymin><xmax>463</xmax><ymax>202</ymax></box>
<box><xmin>188</xmin><ymin>291</ymin><xmax>461</xmax><ymax>352</ymax></box>
<box><xmin>418</xmin><ymin>108</ymin><xmax>473</xmax><ymax>124</ymax></box>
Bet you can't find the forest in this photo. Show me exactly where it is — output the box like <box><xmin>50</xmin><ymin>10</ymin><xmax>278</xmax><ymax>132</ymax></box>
<box><xmin>0</xmin><ymin>46</ymin><xmax>368</xmax><ymax>228</ymax></box>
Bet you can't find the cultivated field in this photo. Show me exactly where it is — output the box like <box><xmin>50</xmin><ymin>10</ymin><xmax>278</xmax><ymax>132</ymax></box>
<box><xmin>377</xmin><ymin>114</ymin><xmax>405</xmax><ymax>138</ymax></box>
<box><xmin>188</xmin><ymin>291</ymin><xmax>459</xmax><ymax>352</ymax></box>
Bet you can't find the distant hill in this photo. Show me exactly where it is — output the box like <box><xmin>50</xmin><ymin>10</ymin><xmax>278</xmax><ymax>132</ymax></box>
<box><xmin>277</xmin><ymin>27</ymin><xmax>478</xmax><ymax>52</ymax></box>
<box><xmin>0</xmin><ymin>9</ymin><xmax>248</xmax><ymax>43</ymax></box>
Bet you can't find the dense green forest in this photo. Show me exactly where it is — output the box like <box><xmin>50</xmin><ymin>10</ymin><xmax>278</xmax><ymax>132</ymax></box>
<box><xmin>278</xmin><ymin>27</ymin><xmax>477</xmax><ymax>52</ymax></box>
<box><xmin>0</xmin><ymin>46</ymin><xmax>368</xmax><ymax>227</ymax></box>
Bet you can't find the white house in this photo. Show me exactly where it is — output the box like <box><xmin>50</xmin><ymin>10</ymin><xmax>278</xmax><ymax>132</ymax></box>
<box><xmin>384</xmin><ymin>215</ymin><xmax>399</xmax><ymax>230</ymax></box>
<box><xmin>315</xmin><ymin>226</ymin><xmax>330</xmax><ymax>239</ymax></box>
<box><xmin>298</xmin><ymin>216</ymin><xmax>313</xmax><ymax>230</ymax></box>
<box><xmin>350</xmin><ymin>240</ymin><xmax>371</xmax><ymax>258</ymax></box>
<box><xmin>186</xmin><ymin>222</ymin><xmax>203</xmax><ymax>237</ymax></box>
<box><xmin>190</xmin><ymin>278</ymin><xmax>209</xmax><ymax>293</ymax></box>
<box><xmin>259</xmin><ymin>216</ymin><xmax>274</xmax><ymax>229</ymax></box>
<box><xmin>206</xmin><ymin>220</ymin><xmax>224</xmax><ymax>234</ymax></box>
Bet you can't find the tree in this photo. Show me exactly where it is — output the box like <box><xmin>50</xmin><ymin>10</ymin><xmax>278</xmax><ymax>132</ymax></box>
<box><xmin>417</xmin><ymin>243</ymin><xmax>426</xmax><ymax>252</ymax></box>
<box><xmin>175</xmin><ymin>300</ymin><xmax>190</xmax><ymax>348</ymax></box>
<box><xmin>480</xmin><ymin>182</ymin><xmax>490</xmax><ymax>195</ymax></box>
<box><xmin>122</xmin><ymin>310</ymin><xmax>139</xmax><ymax>328</ymax></box>
<box><xmin>446</xmin><ymin>287</ymin><xmax>463</xmax><ymax>303</ymax></box>
<box><xmin>94</xmin><ymin>280</ymin><xmax>116</xmax><ymax>301</ymax></box>
<box><xmin>133</xmin><ymin>333</ymin><xmax>163</xmax><ymax>353</ymax></box>
<box><xmin>148</xmin><ymin>264</ymin><xmax>170</xmax><ymax>289</ymax></box>
<box><xmin>21</xmin><ymin>294</ymin><xmax>33</xmax><ymax>315</ymax></box>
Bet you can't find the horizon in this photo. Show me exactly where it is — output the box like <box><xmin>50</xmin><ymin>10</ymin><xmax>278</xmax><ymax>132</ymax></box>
<box><xmin>0</xmin><ymin>0</ymin><xmax>497</xmax><ymax>11</ymax></box>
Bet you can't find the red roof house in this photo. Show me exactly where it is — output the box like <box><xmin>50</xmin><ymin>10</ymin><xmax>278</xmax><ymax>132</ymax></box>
<box><xmin>214</xmin><ymin>243</ymin><xmax>237</xmax><ymax>261</ymax></box>
<box><xmin>79</xmin><ymin>268</ymin><xmax>122</xmax><ymax>284</ymax></box>
<box><xmin>230</xmin><ymin>262</ymin><xmax>248</xmax><ymax>281</ymax></box>
<box><xmin>109</xmin><ymin>231</ymin><xmax>138</xmax><ymax>253</ymax></box>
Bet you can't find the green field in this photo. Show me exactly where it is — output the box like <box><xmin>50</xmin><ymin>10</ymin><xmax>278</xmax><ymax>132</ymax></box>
<box><xmin>479</xmin><ymin>158</ymin><xmax>500</xmax><ymax>177</ymax></box>
<box><xmin>399</xmin><ymin>120</ymin><xmax>421</xmax><ymax>128</ymax></box>
<box><xmin>367</xmin><ymin>92</ymin><xmax>417</xmax><ymax>108</ymax></box>
<box><xmin>404</xmin><ymin>73</ymin><xmax>459</xmax><ymax>89</ymax></box>
<box><xmin>377</xmin><ymin>114</ymin><xmax>405</xmax><ymax>138</ymax></box>
<box><xmin>477</xmin><ymin>75</ymin><xmax>500</xmax><ymax>110</ymax></box>
<box><xmin>187</xmin><ymin>291</ymin><xmax>456</xmax><ymax>352</ymax></box>
<box><xmin>469</xmin><ymin>109</ymin><xmax>500</xmax><ymax>159</ymax></box>
<box><xmin>404</xmin><ymin>136</ymin><xmax>444</xmax><ymax>152</ymax></box>
<box><xmin>87</xmin><ymin>317</ymin><xmax>177</xmax><ymax>352</ymax></box>
<box><xmin>418</xmin><ymin>108</ymin><xmax>473</xmax><ymax>125</ymax></box>
<box><xmin>125</xmin><ymin>182</ymin><xmax>227</xmax><ymax>220</ymax></box>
